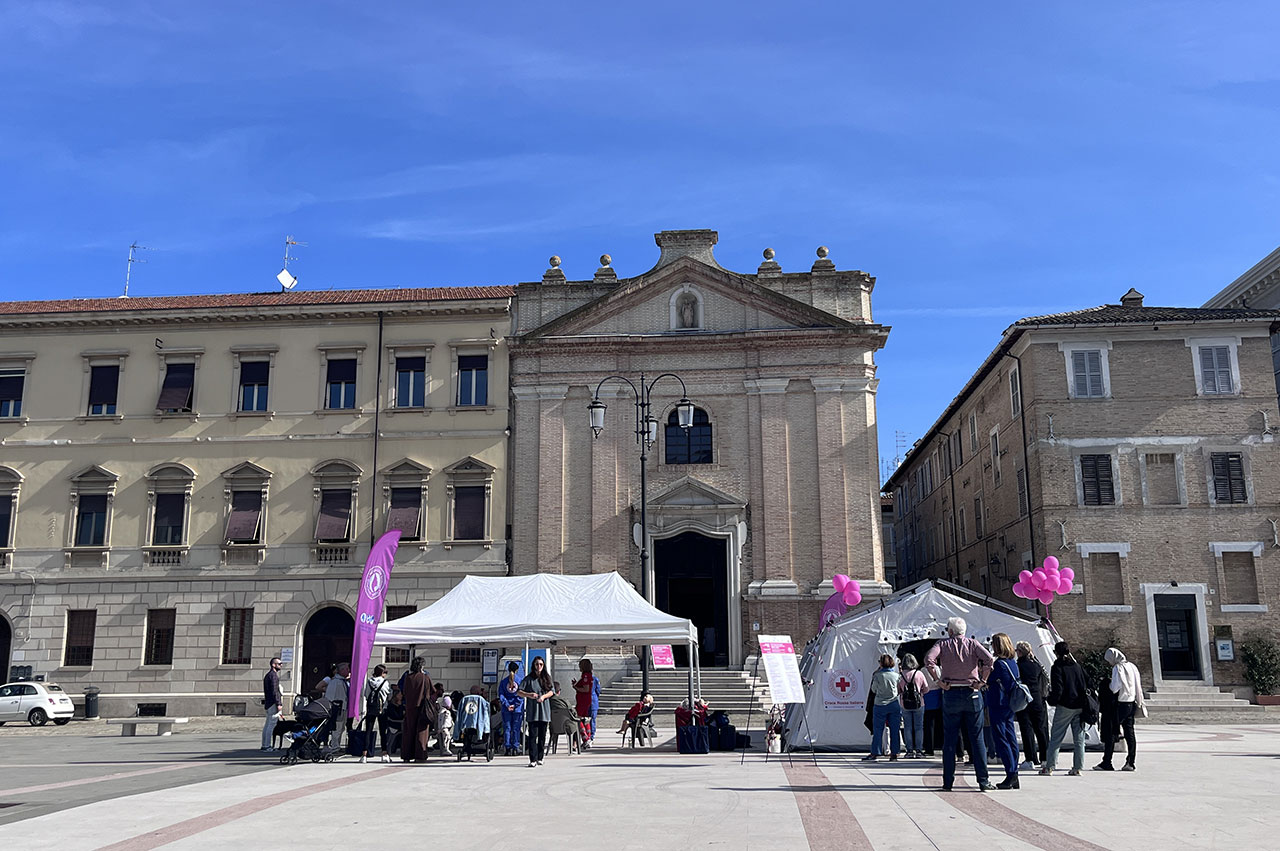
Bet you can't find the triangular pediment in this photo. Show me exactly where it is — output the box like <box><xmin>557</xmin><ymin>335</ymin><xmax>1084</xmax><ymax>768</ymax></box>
<box><xmin>384</xmin><ymin>458</ymin><xmax>433</xmax><ymax>478</ymax></box>
<box><xmin>69</xmin><ymin>465</ymin><xmax>119</xmax><ymax>484</ymax></box>
<box><xmin>647</xmin><ymin>476</ymin><xmax>746</xmax><ymax>510</ymax></box>
<box><xmin>443</xmin><ymin>456</ymin><xmax>495</xmax><ymax>475</ymax></box>
<box><xmin>221</xmin><ymin>461</ymin><xmax>272</xmax><ymax>481</ymax></box>
<box><xmin>522</xmin><ymin>256</ymin><xmax>854</xmax><ymax>340</ymax></box>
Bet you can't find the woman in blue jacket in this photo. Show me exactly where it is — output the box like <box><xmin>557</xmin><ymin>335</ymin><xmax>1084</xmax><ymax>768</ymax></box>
<box><xmin>987</xmin><ymin>633</ymin><xmax>1022</xmax><ymax>789</ymax></box>
<box><xmin>498</xmin><ymin>661</ymin><xmax>524</xmax><ymax>756</ymax></box>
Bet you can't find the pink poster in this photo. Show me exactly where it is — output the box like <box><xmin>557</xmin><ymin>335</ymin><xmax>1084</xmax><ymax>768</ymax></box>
<box><xmin>651</xmin><ymin>644</ymin><xmax>676</xmax><ymax>669</ymax></box>
<box><xmin>348</xmin><ymin>530</ymin><xmax>402</xmax><ymax>719</ymax></box>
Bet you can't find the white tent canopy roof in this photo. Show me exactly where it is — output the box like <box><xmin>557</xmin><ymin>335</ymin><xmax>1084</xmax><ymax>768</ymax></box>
<box><xmin>374</xmin><ymin>571</ymin><xmax>697</xmax><ymax>646</ymax></box>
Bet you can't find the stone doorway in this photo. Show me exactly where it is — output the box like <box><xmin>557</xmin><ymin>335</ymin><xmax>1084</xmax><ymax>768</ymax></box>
<box><xmin>302</xmin><ymin>606</ymin><xmax>354</xmax><ymax>697</ymax></box>
<box><xmin>1154</xmin><ymin>593</ymin><xmax>1202</xmax><ymax>679</ymax></box>
<box><xmin>655</xmin><ymin>531</ymin><xmax>729</xmax><ymax>667</ymax></box>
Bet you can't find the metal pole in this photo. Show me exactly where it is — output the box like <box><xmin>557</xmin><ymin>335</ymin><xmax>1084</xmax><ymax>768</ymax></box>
<box><xmin>639</xmin><ymin>380</ymin><xmax>650</xmax><ymax>695</ymax></box>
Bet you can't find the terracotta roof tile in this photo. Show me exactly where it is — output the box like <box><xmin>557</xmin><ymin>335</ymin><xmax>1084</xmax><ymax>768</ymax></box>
<box><xmin>1015</xmin><ymin>304</ymin><xmax>1280</xmax><ymax>326</ymax></box>
<box><xmin>0</xmin><ymin>286</ymin><xmax>515</xmax><ymax>316</ymax></box>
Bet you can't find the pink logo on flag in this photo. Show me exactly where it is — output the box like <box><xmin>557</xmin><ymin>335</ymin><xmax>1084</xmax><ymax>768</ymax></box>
<box><xmin>348</xmin><ymin>531</ymin><xmax>402</xmax><ymax>719</ymax></box>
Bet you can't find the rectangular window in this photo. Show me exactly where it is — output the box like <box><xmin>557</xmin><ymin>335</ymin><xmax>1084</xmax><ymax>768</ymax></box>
<box><xmin>968</xmin><ymin>413</ymin><xmax>978</xmax><ymax>451</ymax></box>
<box><xmin>1221</xmin><ymin>552</ymin><xmax>1259</xmax><ymax>605</ymax></box>
<box><xmin>1009</xmin><ymin>368</ymin><xmax>1022</xmax><ymax>417</ymax></box>
<box><xmin>144</xmin><ymin>608</ymin><xmax>177</xmax><ymax>666</ymax></box>
<box><xmin>1144</xmin><ymin>453</ymin><xmax>1180</xmax><ymax>505</ymax></box>
<box><xmin>973</xmin><ymin>497</ymin><xmax>984</xmax><ymax>538</ymax></box>
<box><xmin>386</xmin><ymin>487</ymin><xmax>422</xmax><ymax>540</ymax></box>
<box><xmin>951</xmin><ymin>430</ymin><xmax>963</xmax><ymax>467</ymax></box>
<box><xmin>239</xmin><ymin>360</ymin><xmax>269</xmax><ymax>412</ymax></box>
<box><xmin>225</xmin><ymin>490</ymin><xmax>263</xmax><ymax>544</ymax></box>
<box><xmin>1016</xmin><ymin>468</ymin><xmax>1028</xmax><ymax>517</ymax></box>
<box><xmin>0</xmin><ymin>495</ymin><xmax>11</xmax><ymax>548</ymax></box>
<box><xmin>65</xmin><ymin>609</ymin><xmax>97</xmax><ymax>666</ymax></box>
<box><xmin>314</xmin><ymin>489</ymin><xmax>353</xmax><ymax>542</ymax></box>
<box><xmin>450</xmin><ymin>648</ymin><xmax>482</xmax><ymax>664</ymax></box>
<box><xmin>1087</xmin><ymin>552</ymin><xmax>1124</xmax><ymax>606</ymax></box>
<box><xmin>1071</xmin><ymin>350</ymin><xmax>1105</xmax><ymax>398</ymax></box>
<box><xmin>88</xmin><ymin>365</ymin><xmax>120</xmax><ymax>416</ymax></box>
<box><xmin>990</xmin><ymin>430</ymin><xmax>1001</xmax><ymax>486</ymax></box>
<box><xmin>395</xmin><ymin>357</ymin><xmax>426</xmax><ymax>408</ymax></box>
<box><xmin>453</xmin><ymin>486</ymin><xmax>485</xmax><ymax>540</ymax></box>
<box><xmin>152</xmin><ymin>493</ymin><xmax>185</xmax><ymax>545</ymax></box>
<box><xmin>1210</xmin><ymin>452</ymin><xmax>1248</xmax><ymax>504</ymax></box>
<box><xmin>157</xmin><ymin>362</ymin><xmax>195</xmax><ymax>412</ymax></box>
<box><xmin>0</xmin><ymin>367</ymin><xmax>24</xmax><ymax>418</ymax></box>
<box><xmin>457</xmin><ymin>355</ymin><xmax>488</xmax><ymax>406</ymax></box>
<box><xmin>1199</xmin><ymin>346</ymin><xmax>1233</xmax><ymax>395</ymax></box>
<box><xmin>384</xmin><ymin>605</ymin><xmax>417</xmax><ymax>664</ymax></box>
<box><xmin>326</xmin><ymin>358</ymin><xmax>357</xmax><ymax>410</ymax></box>
<box><xmin>958</xmin><ymin>507</ymin><xmax>967</xmax><ymax>547</ymax></box>
<box><xmin>222</xmin><ymin>608</ymin><xmax>254</xmax><ymax>665</ymax></box>
<box><xmin>1080</xmin><ymin>455</ymin><xmax>1116</xmax><ymax>506</ymax></box>
<box><xmin>74</xmin><ymin>494</ymin><xmax>108</xmax><ymax>547</ymax></box>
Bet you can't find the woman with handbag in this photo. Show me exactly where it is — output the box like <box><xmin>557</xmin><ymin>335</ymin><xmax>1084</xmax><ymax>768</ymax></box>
<box><xmin>1041</xmin><ymin>641</ymin><xmax>1088</xmax><ymax>777</ymax></box>
<box><xmin>400</xmin><ymin>656</ymin><xmax>434</xmax><ymax>763</ymax></box>
<box><xmin>987</xmin><ymin>634</ymin><xmax>1023</xmax><ymax>789</ymax></box>
<box><xmin>1095</xmin><ymin>647</ymin><xmax>1144</xmax><ymax>772</ymax></box>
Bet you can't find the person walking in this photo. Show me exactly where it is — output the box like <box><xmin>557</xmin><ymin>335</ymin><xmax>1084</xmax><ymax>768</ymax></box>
<box><xmin>498</xmin><ymin>661</ymin><xmax>524</xmax><ymax>756</ymax></box>
<box><xmin>359</xmin><ymin>664</ymin><xmax>392</xmax><ymax>763</ymax></box>
<box><xmin>572</xmin><ymin>658</ymin><xmax>601</xmax><ymax>747</ymax></box>
<box><xmin>1014</xmin><ymin>641</ymin><xmax>1049</xmax><ymax>769</ymax></box>
<box><xmin>925</xmin><ymin>616</ymin><xmax>996</xmax><ymax>791</ymax></box>
<box><xmin>400</xmin><ymin>656</ymin><xmax>434</xmax><ymax>763</ymax></box>
<box><xmin>1095</xmin><ymin>647</ymin><xmax>1144</xmax><ymax>772</ymax></box>
<box><xmin>987</xmin><ymin>633</ymin><xmax>1022</xmax><ymax>789</ymax></box>
<box><xmin>898</xmin><ymin>654</ymin><xmax>929</xmax><ymax>758</ymax></box>
<box><xmin>260</xmin><ymin>656</ymin><xmax>284</xmax><ymax>752</ymax></box>
<box><xmin>323</xmin><ymin>662</ymin><xmax>351</xmax><ymax>749</ymax></box>
<box><xmin>862</xmin><ymin>654</ymin><xmax>903</xmax><ymax>761</ymax></box>
<box><xmin>1041</xmin><ymin>641</ymin><xmax>1088</xmax><ymax>776</ymax></box>
<box><xmin>518</xmin><ymin>656</ymin><xmax>555</xmax><ymax>768</ymax></box>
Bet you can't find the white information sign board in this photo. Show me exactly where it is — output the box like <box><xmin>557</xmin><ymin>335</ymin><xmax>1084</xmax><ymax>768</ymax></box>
<box><xmin>279</xmin><ymin>648</ymin><xmax>294</xmax><ymax>665</ymax></box>
<box><xmin>758</xmin><ymin>634</ymin><xmax>805</xmax><ymax>704</ymax></box>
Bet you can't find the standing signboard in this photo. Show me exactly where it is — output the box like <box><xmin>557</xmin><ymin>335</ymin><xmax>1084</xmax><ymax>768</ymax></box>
<box><xmin>757</xmin><ymin>635</ymin><xmax>805</xmax><ymax>704</ymax></box>
<box><xmin>482</xmin><ymin>648</ymin><xmax>499</xmax><ymax>683</ymax></box>
<box><xmin>651</xmin><ymin>645</ymin><xmax>676</xmax><ymax>669</ymax></box>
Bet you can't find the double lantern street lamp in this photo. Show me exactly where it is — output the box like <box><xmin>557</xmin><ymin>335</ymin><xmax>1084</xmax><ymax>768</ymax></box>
<box><xmin>588</xmin><ymin>373</ymin><xmax>694</xmax><ymax>694</ymax></box>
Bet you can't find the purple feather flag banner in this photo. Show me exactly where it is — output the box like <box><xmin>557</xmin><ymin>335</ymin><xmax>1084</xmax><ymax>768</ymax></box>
<box><xmin>348</xmin><ymin>530</ymin><xmax>402</xmax><ymax>719</ymax></box>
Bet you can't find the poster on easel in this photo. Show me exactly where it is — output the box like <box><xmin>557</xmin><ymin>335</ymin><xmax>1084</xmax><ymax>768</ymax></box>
<box><xmin>651</xmin><ymin>645</ymin><xmax>676</xmax><ymax>669</ymax></box>
<box><xmin>758</xmin><ymin>635</ymin><xmax>805</xmax><ymax>704</ymax></box>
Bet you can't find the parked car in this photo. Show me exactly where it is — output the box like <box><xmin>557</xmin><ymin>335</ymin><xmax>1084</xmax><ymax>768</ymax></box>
<box><xmin>0</xmin><ymin>681</ymin><xmax>76</xmax><ymax>726</ymax></box>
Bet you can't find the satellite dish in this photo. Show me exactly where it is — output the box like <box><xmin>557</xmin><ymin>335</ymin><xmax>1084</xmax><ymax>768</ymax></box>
<box><xmin>277</xmin><ymin>269</ymin><xmax>298</xmax><ymax>290</ymax></box>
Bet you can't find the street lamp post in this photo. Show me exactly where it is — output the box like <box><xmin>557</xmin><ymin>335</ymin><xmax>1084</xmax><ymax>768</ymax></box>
<box><xmin>588</xmin><ymin>372</ymin><xmax>694</xmax><ymax>694</ymax></box>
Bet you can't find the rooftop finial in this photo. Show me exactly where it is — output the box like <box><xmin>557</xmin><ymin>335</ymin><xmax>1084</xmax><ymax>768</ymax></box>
<box><xmin>549</xmin><ymin>255</ymin><xmax>561</xmax><ymax>268</ymax></box>
<box><xmin>599</xmin><ymin>254</ymin><xmax>611</xmax><ymax>267</ymax></box>
<box><xmin>816</xmin><ymin>245</ymin><xmax>829</xmax><ymax>259</ymax></box>
<box><xmin>763</xmin><ymin>247</ymin><xmax>775</xmax><ymax>260</ymax></box>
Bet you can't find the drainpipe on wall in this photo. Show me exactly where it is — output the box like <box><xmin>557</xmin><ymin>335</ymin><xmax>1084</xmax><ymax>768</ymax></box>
<box><xmin>1007</xmin><ymin>351</ymin><xmax>1038</xmax><ymax>611</ymax></box>
<box><xmin>369</xmin><ymin>311</ymin><xmax>385</xmax><ymax>545</ymax></box>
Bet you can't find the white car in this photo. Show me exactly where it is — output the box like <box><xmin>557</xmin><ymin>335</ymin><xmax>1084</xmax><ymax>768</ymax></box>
<box><xmin>0</xmin><ymin>681</ymin><xmax>76</xmax><ymax>726</ymax></box>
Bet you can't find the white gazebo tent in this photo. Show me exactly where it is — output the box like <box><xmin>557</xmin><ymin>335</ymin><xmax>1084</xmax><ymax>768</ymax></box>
<box><xmin>374</xmin><ymin>572</ymin><xmax>701</xmax><ymax>705</ymax></box>
<box><xmin>789</xmin><ymin>580</ymin><xmax>1061</xmax><ymax>750</ymax></box>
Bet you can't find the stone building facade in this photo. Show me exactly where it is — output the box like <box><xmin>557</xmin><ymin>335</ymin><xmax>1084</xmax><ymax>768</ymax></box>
<box><xmin>1203</xmin><ymin>242</ymin><xmax>1280</xmax><ymax>397</ymax></box>
<box><xmin>509</xmin><ymin>230</ymin><xmax>890</xmax><ymax>668</ymax></box>
<box><xmin>0</xmin><ymin>288</ymin><xmax>512</xmax><ymax>717</ymax></box>
<box><xmin>886</xmin><ymin>289</ymin><xmax>1280</xmax><ymax>696</ymax></box>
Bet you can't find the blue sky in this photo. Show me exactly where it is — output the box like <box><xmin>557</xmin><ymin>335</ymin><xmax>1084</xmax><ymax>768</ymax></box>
<box><xmin>3</xmin><ymin>2</ymin><xmax>1279</xmax><ymax>475</ymax></box>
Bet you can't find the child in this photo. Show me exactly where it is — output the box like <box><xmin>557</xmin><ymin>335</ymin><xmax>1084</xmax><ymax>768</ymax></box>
<box><xmin>437</xmin><ymin>695</ymin><xmax>454</xmax><ymax>755</ymax></box>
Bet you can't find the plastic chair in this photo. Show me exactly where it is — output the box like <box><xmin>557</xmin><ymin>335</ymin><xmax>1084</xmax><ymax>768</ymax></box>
<box><xmin>549</xmin><ymin>699</ymin><xmax>582</xmax><ymax>754</ymax></box>
<box><xmin>624</xmin><ymin>706</ymin><xmax>656</xmax><ymax>748</ymax></box>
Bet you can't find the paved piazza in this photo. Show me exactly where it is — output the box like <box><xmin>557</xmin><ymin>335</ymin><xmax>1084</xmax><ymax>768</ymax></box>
<box><xmin>0</xmin><ymin>721</ymin><xmax>1277</xmax><ymax>850</ymax></box>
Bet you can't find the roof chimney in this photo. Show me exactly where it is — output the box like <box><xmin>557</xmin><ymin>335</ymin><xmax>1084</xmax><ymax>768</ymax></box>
<box><xmin>1120</xmin><ymin>287</ymin><xmax>1144</xmax><ymax>308</ymax></box>
<box><xmin>653</xmin><ymin>229</ymin><xmax>720</xmax><ymax>269</ymax></box>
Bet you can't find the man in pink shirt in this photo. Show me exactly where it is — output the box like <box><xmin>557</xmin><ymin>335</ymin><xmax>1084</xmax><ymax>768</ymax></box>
<box><xmin>925</xmin><ymin>616</ymin><xmax>996</xmax><ymax>791</ymax></box>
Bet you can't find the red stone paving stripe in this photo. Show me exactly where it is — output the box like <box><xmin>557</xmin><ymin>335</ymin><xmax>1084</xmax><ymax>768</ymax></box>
<box><xmin>782</xmin><ymin>762</ymin><xmax>874</xmax><ymax>851</ymax></box>
<box><xmin>922</xmin><ymin>768</ymin><xmax>1112</xmax><ymax>851</ymax></box>
<box><xmin>99</xmin><ymin>766</ymin><xmax>406</xmax><ymax>851</ymax></box>
<box><xmin>0</xmin><ymin>764</ymin><xmax>187</xmax><ymax>796</ymax></box>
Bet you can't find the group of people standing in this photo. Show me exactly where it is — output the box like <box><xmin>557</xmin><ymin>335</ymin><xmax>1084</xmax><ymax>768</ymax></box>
<box><xmin>862</xmin><ymin>617</ymin><xmax>1145</xmax><ymax>791</ymax></box>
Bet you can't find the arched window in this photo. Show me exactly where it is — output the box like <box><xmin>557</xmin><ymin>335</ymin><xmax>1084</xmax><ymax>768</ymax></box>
<box><xmin>665</xmin><ymin>407</ymin><xmax>712</xmax><ymax>465</ymax></box>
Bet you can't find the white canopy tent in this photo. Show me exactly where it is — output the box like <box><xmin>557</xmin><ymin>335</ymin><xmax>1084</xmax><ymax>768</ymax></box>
<box><xmin>374</xmin><ymin>572</ymin><xmax>700</xmax><ymax>703</ymax></box>
<box><xmin>788</xmin><ymin>580</ymin><xmax>1061</xmax><ymax>750</ymax></box>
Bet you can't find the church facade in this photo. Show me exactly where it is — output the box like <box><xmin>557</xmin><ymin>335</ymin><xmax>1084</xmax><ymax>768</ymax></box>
<box><xmin>509</xmin><ymin>230</ymin><xmax>890</xmax><ymax>667</ymax></box>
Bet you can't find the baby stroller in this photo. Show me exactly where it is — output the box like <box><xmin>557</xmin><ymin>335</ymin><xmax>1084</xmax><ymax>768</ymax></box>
<box><xmin>454</xmin><ymin>693</ymin><xmax>494</xmax><ymax>762</ymax></box>
<box><xmin>280</xmin><ymin>697</ymin><xmax>339</xmax><ymax>765</ymax></box>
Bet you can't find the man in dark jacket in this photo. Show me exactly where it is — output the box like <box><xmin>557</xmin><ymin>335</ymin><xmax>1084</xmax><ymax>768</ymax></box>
<box><xmin>1041</xmin><ymin>641</ymin><xmax>1089</xmax><ymax>776</ymax></box>
<box><xmin>1014</xmin><ymin>641</ymin><xmax>1049</xmax><ymax>767</ymax></box>
<box><xmin>261</xmin><ymin>656</ymin><xmax>283</xmax><ymax>752</ymax></box>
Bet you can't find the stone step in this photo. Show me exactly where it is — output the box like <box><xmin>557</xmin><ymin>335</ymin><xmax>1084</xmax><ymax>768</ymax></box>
<box><xmin>1146</xmin><ymin>697</ymin><xmax>1251</xmax><ymax>706</ymax></box>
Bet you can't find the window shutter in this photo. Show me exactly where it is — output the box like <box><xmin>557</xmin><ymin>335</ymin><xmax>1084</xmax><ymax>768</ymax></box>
<box><xmin>1016</xmin><ymin>469</ymin><xmax>1028</xmax><ymax>516</ymax></box>
<box><xmin>1081</xmin><ymin>455</ymin><xmax>1099</xmax><ymax>505</ymax></box>
<box><xmin>1200</xmin><ymin>347</ymin><xmax>1219</xmax><ymax>393</ymax></box>
<box><xmin>1211</xmin><ymin>453</ymin><xmax>1232</xmax><ymax>502</ymax></box>
<box><xmin>1227</xmin><ymin>453</ymin><xmax>1247</xmax><ymax>503</ymax></box>
<box><xmin>156</xmin><ymin>363</ymin><xmax>195</xmax><ymax>410</ymax></box>
<box><xmin>1086</xmin><ymin>351</ymin><xmax>1104</xmax><ymax>397</ymax></box>
<box><xmin>1096</xmin><ymin>455</ymin><xmax>1115</xmax><ymax>504</ymax></box>
<box><xmin>88</xmin><ymin>365</ymin><xmax>119</xmax><ymax>405</ymax></box>
<box><xmin>1072</xmin><ymin>351</ymin><xmax>1088</xmax><ymax>396</ymax></box>
<box><xmin>386</xmin><ymin>488</ymin><xmax>421</xmax><ymax>538</ymax></box>
<box><xmin>314</xmin><ymin>489</ymin><xmax>353</xmax><ymax>541</ymax></box>
<box><xmin>225</xmin><ymin>490</ymin><xmax>263</xmax><ymax>542</ymax></box>
<box><xmin>1213</xmin><ymin>346</ymin><xmax>1233</xmax><ymax>393</ymax></box>
<box><xmin>453</xmin><ymin>486</ymin><xmax>486</xmax><ymax>540</ymax></box>
<box><xmin>327</xmin><ymin>358</ymin><xmax>356</xmax><ymax>383</ymax></box>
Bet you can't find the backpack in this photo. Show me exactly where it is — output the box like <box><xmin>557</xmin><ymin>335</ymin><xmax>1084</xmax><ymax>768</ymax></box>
<box><xmin>366</xmin><ymin>679</ymin><xmax>388</xmax><ymax>718</ymax></box>
<box><xmin>901</xmin><ymin>671</ymin><xmax>923</xmax><ymax>710</ymax></box>
<box><xmin>1034</xmin><ymin>659</ymin><xmax>1050</xmax><ymax>701</ymax></box>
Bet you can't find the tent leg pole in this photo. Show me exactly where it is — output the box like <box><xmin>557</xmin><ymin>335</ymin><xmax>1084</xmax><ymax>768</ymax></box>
<box><xmin>741</xmin><ymin>653</ymin><xmax>761</xmax><ymax>766</ymax></box>
<box><xmin>687</xmin><ymin>641</ymin><xmax>694</xmax><ymax>713</ymax></box>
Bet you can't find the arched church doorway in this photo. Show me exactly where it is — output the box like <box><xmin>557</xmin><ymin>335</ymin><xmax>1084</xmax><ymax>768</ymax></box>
<box><xmin>655</xmin><ymin>531</ymin><xmax>729</xmax><ymax>667</ymax></box>
<box><xmin>0</xmin><ymin>616</ymin><xmax>11</xmax><ymax>680</ymax></box>
<box><xmin>302</xmin><ymin>606</ymin><xmax>354</xmax><ymax>697</ymax></box>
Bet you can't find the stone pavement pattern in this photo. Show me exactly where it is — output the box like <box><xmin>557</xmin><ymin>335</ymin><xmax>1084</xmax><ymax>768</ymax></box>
<box><xmin>0</xmin><ymin>723</ymin><xmax>1276</xmax><ymax>850</ymax></box>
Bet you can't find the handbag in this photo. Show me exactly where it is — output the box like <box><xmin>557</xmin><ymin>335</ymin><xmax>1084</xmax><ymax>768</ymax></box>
<box><xmin>1005</xmin><ymin>661</ymin><xmax>1032</xmax><ymax>713</ymax></box>
<box><xmin>1081</xmin><ymin>688</ymin><xmax>1101</xmax><ymax>725</ymax></box>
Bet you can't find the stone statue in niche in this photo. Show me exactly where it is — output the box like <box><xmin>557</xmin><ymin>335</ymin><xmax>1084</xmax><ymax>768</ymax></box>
<box><xmin>676</xmin><ymin>292</ymin><xmax>699</xmax><ymax>329</ymax></box>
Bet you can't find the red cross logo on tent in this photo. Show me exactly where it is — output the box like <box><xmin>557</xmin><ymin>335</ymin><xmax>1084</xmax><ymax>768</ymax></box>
<box><xmin>834</xmin><ymin>676</ymin><xmax>851</xmax><ymax>693</ymax></box>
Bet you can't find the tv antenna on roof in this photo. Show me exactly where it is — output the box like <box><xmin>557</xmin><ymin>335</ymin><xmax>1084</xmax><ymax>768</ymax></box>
<box><xmin>277</xmin><ymin>235</ymin><xmax>305</xmax><ymax>290</ymax></box>
<box><xmin>121</xmin><ymin>242</ymin><xmax>151</xmax><ymax>298</ymax></box>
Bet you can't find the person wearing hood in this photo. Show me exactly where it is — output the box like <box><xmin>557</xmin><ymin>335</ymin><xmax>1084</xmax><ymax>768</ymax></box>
<box><xmin>1095</xmin><ymin>647</ymin><xmax>1144</xmax><ymax>772</ymax></box>
<box><xmin>359</xmin><ymin>664</ymin><xmax>392</xmax><ymax>763</ymax></box>
<box><xmin>498</xmin><ymin>661</ymin><xmax>524</xmax><ymax>757</ymax></box>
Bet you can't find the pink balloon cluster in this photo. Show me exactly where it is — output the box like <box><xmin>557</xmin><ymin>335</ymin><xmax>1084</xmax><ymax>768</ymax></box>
<box><xmin>1012</xmin><ymin>556</ymin><xmax>1074</xmax><ymax>606</ymax></box>
<box><xmin>832</xmin><ymin>573</ymin><xmax>862</xmax><ymax>607</ymax></box>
